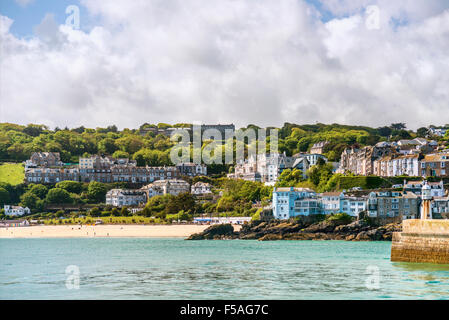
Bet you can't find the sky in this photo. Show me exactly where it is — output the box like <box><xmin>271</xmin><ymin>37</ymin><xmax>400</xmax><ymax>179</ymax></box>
<box><xmin>0</xmin><ymin>0</ymin><xmax>449</xmax><ymax>130</ymax></box>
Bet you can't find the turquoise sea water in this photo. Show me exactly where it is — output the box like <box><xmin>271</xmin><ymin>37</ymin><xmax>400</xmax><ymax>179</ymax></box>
<box><xmin>1</xmin><ymin>239</ymin><xmax>449</xmax><ymax>300</ymax></box>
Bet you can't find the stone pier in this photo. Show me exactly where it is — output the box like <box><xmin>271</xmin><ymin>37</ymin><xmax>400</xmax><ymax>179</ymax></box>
<box><xmin>391</xmin><ymin>219</ymin><xmax>449</xmax><ymax>264</ymax></box>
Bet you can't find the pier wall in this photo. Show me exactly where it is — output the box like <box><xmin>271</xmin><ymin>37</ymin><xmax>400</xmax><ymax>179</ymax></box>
<box><xmin>391</xmin><ymin>219</ymin><xmax>449</xmax><ymax>264</ymax></box>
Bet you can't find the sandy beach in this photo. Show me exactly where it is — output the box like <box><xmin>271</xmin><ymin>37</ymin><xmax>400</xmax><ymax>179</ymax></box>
<box><xmin>0</xmin><ymin>224</ymin><xmax>242</xmax><ymax>238</ymax></box>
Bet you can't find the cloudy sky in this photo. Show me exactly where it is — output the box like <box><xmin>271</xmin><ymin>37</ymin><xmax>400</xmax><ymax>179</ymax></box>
<box><xmin>1</xmin><ymin>0</ymin><xmax>448</xmax><ymax>130</ymax></box>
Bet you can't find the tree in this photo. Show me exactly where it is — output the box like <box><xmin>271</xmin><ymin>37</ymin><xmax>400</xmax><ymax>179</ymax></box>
<box><xmin>165</xmin><ymin>192</ymin><xmax>196</xmax><ymax>215</ymax></box>
<box><xmin>0</xmin><ymin>187</ymin><xmax>10</xmax><ymax>206</ymax></box>
<box><xmin>87</xmin><ymin>181</ymin><xmax>107</xmax><ymax>203</ymax></box>
<box><xmin>377</xmin><ymin>126</ymin><xmax>392</xmax><ymax>137</ymax></box>
<box><xmin>307</xmin><ymin>163</ymin><xmax>334</xmax><ymax>190</ymax></box>
<box><xmin>0</xmin><ymin>183</ymin><xmax>25</xmax><ymax>205</ymax></box>
<box><xmin>29</xmin><ymin>184</ymin><xmax>48</xmax><ymax>199</ymax></box>
<box><xmin>46</xmin><ymin>188</ymin><xmax>72</xmax><ymax>204</ymax></box>
<box><xmin>216</xmin><ymin>195</ymin><xmax>235</xmax><ymax>212</ymax></box>
<box><xmin>56</xmin><ymin>181</ymin><xmax>83</xmax><ymax>194</ymax></box>
<box><xmin>71</xmin><ymin>126</ymin><xmax>85</xmax><ymax>134</ymax></box>
<box><xmin>144</xmin><ymin>194</ymin><xmax>172</xmax><ymax>218</ymax></box>
<box><xmin>120</xmin><ymin>207</ymin><xmax>130</xmax><ymax>216</ymax></box>
<box><xmin>115</xmin><ymin>136</ymin><xmax>144</xmax><ymax>154</ymax></box>
<box><xmin>112</xmin><ymin>150</ymin><xmax>129</xmax><ymax>159</ymax></box>
<box><xmin>417</xmin><ymin>127</ymin><xmax>429</xmax><ymax>138</ymax></box>
<box><xmin>111</xmin><ymin>208</ymin><xmax>120</xmax><ymax>216</ymax></box>
<box><xmin>395</xmin><ymin>130</ymin><xmax>411</xmax><ymax>139</ymax></box>
<box><xmin>275</xmin><ymin>169</ymin><xmax>304</xmax><ymax>187</ymax></box>
<box><xmin>89</xmin><ymin>207</ymin><xmax>101</xmax><ymax>217</ymax></box>
<box><xmin>166</xmin><ymin>210</ymin><xmax>192</xmax><ymax>222</ymax></box>
<box><xmin>390</xmin><ymin>123</ymin><xmax>406</xmax><ymax>130</ymax></box>
<box><xmin>23</xmin><ymin>124</ymin><xmax>47</xmax><ymax>137</ymax></box>
<box><xmin>20</xmin><ymin>192</ymin><xmax>39</xmax><ymax>211</ymax></box>
<box><xmin>98</xmin><ymin>138</ymin><xmax>118</xmax><ymax>155</ymax></box>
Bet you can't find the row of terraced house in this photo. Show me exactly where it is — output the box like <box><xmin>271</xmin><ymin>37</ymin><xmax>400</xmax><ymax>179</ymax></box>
<box><xmin>24</xmin><ymin>152</ymin><xmax>207</xmax><ymax>184</ymax></box>
<box><xmin>272</xmin><ymin>180</ymin><xmax>449</xmax><ymax>220</ymax></box>
<box><xmin>337</xmin><ymin>138</ymin><xmax>449</xmax><ymax>178</ymax></box>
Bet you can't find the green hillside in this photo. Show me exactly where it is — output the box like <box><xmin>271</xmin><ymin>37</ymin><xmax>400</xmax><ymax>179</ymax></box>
<box><xmin>0</xmin><ymin>163</ymin><xmax>25</xmax><ymax>185</ymax></box>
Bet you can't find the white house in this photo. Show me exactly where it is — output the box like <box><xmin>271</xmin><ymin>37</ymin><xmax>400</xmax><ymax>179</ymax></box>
<box><xmin>301</xmin><ymin>153</ymin><xmax>328</xmax><ymax>166</ymax></box>
<box><xmin>193</xmin><ymin>216</ymin><xmax>252</xmax><ymax>225</ymax></box>
<box><xmin>191</xmin><ymin>182</ymin><xmax>212</xmax><ymax>195</ymax></box>
<box><xmin>403</xmin><ymin>180</ymin><xmax>445</xmax><ymax>197</ymax></box>
<box><xmin>4</xmin><ymin>205</ymin><xmax>31</xmax><ymax>216</ymax></box>
<box><xmin>105</xmin><ymin>189</ymin><xmax>147</xmax><ymax>207</ymax></box>
<box><xmin>320</xmin><ymin>192</ymin><xmax>344</xmax><ymax>214</ymax></box>
<box><xmin>142</xmin><ymin>179</ymin><xmax>190</xmax><ymax>197</ymax></box>
<box><xmin>428</xmin><ymin>127</ymin><xmax>447</xmax><ymax>137</ymax></box>
<box><xmin>339</xmin><ymin>196</ymin><xmax>367</xmax><ymax>217</ymax></box>
<box><xmin>176</xmin><ymin>162</ymin><xmax>207</xmax><ymax>177</ymax></box>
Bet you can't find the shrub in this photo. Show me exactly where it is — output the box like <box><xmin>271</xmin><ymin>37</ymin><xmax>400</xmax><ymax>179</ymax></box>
<box><xmin>89</xmin><ymin>207</ymin><xmax>101</xmax><ymax>217</ymax></box>
<box><xmin>120</xmin><ymin>207</ymin><xmax>130</xmax><ymax>216</ymax></box>
<box><xmin>101</xmin><ymin>211</ymin><xmax>110</xmax><ymax>217</ymax></box>
<box><xmin>46</xmin><ymin>188</ymin><xmax>72</xmax><ymax>204</ymax></box>
<box><xmin>55</xmin><ymin>181</ymin><xmax>82</xmax><ymax>194</ymax></box>
<box><xmin>326</xmin><ymin>212</ymin><xmax>353</xmax><ymax>224</ymax></box>
<box><xmin>29</xmin><ymin>184</ymin><xmax>48</xmax><ymax>199</ymax></box>
<box><xmin>111</xmin><ymin>207</ymin><xmax>120</xmax><ymax>216</ymax></box>
<box><xmin>251</xmin><ymin>209</ymin><xmax>262</xmax><ymax>221</ymax></box>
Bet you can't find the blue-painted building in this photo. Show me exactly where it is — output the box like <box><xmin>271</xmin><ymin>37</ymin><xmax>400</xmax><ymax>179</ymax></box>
<box><xmin>272</xmin><ymin>187</ymin><xmax>318</xmax><ymax>219</ymax></box>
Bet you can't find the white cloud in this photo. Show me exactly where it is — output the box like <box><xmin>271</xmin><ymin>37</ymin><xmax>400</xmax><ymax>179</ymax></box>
<box><xmin>14</xmin><ymin>0</ymin><xmax>34</xmax><ymax>7</ymax></box>
<box><xmin>0</xmin><ymin>0</ymin><xmax>449</xmax><ymax>130</ymax></box>
<box><xmin>33</xmin><ymin>13</ymin><xmax>66</xmax><ymax>46</ymax></box>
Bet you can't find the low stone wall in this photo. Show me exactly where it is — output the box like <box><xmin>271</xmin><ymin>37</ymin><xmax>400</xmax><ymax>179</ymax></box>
<box><xmin>391</xmin><ymin>219</ymin><xmax>449</xmax><ymax>264</ymax></box>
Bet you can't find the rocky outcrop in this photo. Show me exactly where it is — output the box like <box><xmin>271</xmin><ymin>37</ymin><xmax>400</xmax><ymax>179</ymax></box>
<box><xmin>263</xmin><ymin>220</ymin><xmax>400</xmax><ymax>241</ymax></box>
<box><xmin>186</xmin><ymin>219</ymin><xmax>402</xmax><ymax>241</ymax></box>
<box><xmin>238</xmin><ymin>221</ymin><xmax>305</xmax><ymax>240</ymax></box>
<box><xmin>186</xmin><ymin>224</ymin><xmax>238</xmax><ymax>240</ymax></box>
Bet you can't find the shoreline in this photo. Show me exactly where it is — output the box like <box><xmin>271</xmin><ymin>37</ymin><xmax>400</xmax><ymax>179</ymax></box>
<box><xmin>0</xmin><ymin>224</ymin><xmax>242</xmax><ymax>239</ymax></box>
<box><xmin>186</xmin><ymin>220</ymin><xmax>402</xmax><ymax>241</ymax></box>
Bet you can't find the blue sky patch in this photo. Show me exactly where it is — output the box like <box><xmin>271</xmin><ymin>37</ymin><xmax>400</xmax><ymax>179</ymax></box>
<box><xmin>0</xmin><ymin>0</ymin><xmax>93</xmax><ymax>38</ymax></box>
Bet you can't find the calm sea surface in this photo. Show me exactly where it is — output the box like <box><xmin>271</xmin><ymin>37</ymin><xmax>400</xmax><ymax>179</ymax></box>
<box><xmin>1</xmin><ymin>238</ymin><xmax>449</xmax><ymax>299</ymax></box>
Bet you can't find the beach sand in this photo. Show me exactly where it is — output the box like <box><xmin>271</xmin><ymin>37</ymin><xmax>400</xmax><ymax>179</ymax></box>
<box><xmin>0</xmin><ymin>224</ymin><xmax>242</xmax><ymax>238</ymax></box>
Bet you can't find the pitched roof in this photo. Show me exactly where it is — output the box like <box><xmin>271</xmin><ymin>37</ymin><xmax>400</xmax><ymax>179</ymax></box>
<box><xmin>424</xmin><ymin>153</ymin><xmax>449</xmax><ymax>162</ymax></box>
<box><xmin>321</xmin><ymin>192</ymin><xmax>342</xmax><ymax>197</ymax></box>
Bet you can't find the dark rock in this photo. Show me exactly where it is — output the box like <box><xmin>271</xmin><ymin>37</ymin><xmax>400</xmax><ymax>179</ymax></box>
<box><xmin>258</xmin><ymin>234</ymin><xmax>283</xmax><ymax>241</ymax></box>
<box><xmin>186</xmin><ymin>224</ymin><xmax>236</xmax><ymax>240</ymax></box>
<box><xmin>239</xmin><ymin>221</ymin><xmax>302</xmax><ymax>239</ymax></box>
<box><xmin>283</xmin><ymin>232</ymin><xmax>333</xmax><ymax>240</ymax></box>
<box><xmin>334</xmin><ymin>220</ymin><xmax>369</xmax><ymax>234</ymax></box>
<box><xmin>345</xmin><ymin>234</ymin><xmax>356</xmax><ymax>241</ymax></box>
<box><xmin>187</xmin><ymin>219</ymin><xmax>402</xmax><ymax>242</ymax></box>
<box><xmin>302</xmin><ymin>219</ymin><xmax>348</xmax><ymax>233</ymax></box>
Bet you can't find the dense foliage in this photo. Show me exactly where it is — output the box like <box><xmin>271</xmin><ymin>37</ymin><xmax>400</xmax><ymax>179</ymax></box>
<box><xmin>0</xmin><ymin>122</ymin><xmax>448</xmax><ymax>222</ymax></box>
<box><xmin>2</xmin><ymin>122</ymin><xmax>447</xmax><ymax>166</ymax></box>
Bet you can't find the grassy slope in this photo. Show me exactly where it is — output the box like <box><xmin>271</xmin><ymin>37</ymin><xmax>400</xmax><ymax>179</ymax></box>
<box><xmin>0</xmin><ymin>163</ymin><xmax>25</xmax><ymax>185</ymax></box>
<box><xmin>42</xmin><ymin>216</ymin><xmax>167</xmax><ymax>225</ymax></box>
